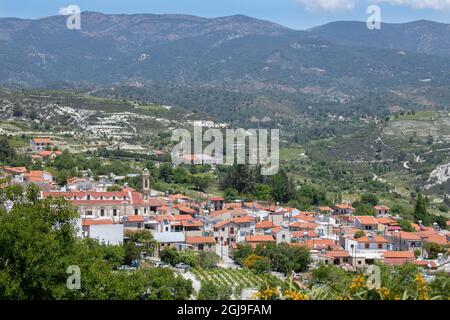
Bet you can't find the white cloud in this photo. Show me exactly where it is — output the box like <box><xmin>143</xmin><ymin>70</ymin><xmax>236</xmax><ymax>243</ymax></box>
<box><xmin>295</xmin><ymin>0</ymin><xmax>450</xmax><ymax>11</ymax></box>
<box><xmin>296</xmin><ymin>0</ymin><xmax>357</xmax><ymax>11</ymax></box>
<box><xmin>373</xmin><ymin>0</ymin><xmax>450</xmax><ymax>10</ymax></box>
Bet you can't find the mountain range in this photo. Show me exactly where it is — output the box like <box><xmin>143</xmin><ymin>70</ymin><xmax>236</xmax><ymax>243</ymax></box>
<box><xmin>1</xmin><ymin>12</ymin><xmax>450</xmax><ymax>125</ymax></box>
<box><xmin>1</xmin><ymin>12</ymin><xmax>450</xmax><ymax>87</ymax></box>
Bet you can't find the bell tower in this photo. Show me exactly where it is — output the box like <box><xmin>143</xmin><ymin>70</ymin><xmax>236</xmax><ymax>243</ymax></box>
<box><xmin>142</xmin><ymin>168</ymin><xmax>150</xmax><ymax>200</ymax></box>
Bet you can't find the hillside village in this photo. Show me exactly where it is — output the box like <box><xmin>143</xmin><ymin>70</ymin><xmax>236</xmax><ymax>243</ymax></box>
<box><xmin>1</xmin><ymin>136</ymin><xmax>449</xmax><ymax>294</ymax></box>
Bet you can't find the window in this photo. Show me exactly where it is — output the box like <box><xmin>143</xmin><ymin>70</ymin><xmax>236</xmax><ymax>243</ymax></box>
<box><xmin>113</xmin><ymin>209</ymin><xmax>117</xmax><ymax>216</ymax></box>
<box><xmin>134</xmin><ymin>209</ymin><xmax>139</xmax><ymax>215</ymax></box>
<box><xmin>378</xmin><ymin>243</ymin><xmax>382</xmax><ymax>249</ymax></box>
<box><xmin>358</xmin><ymin>261</ymin><xmax>362</xmax><ymax>265</ymax></box>
<box><xmin>365</xmin><ymin>243</ymin><xmax>370</xmax><ymax>249</ymax></box>
<box><xmin>100</xmin><ymin>209</ymin><xmax>105</xmax><ymax>216</ymax></box>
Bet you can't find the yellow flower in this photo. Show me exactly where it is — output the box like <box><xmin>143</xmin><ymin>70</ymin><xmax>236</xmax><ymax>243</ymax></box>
<box><xmin>349</xmin><ymin>274</ymin><xmax>366</xmax><ymax>292</ymax></box>
<box><xmin>415</xmin><ymin>274</ymin><xmax>429</xmax><ymax>300</ymax></box>
<box><xmin>256</xmin><ymin>287</ymin><xmax>281</xmax><ymax>300</ymax></box>
<box><xmin>284</xmin><ymin>290</ymin><xmax>309</xmax><ymax>300</ymax></box>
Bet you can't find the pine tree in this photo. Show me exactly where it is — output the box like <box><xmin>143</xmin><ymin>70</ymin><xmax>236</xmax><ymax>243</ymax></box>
<box><xmin>414</xmin><ymin>193</ymin><xmax>430</xmax><ymax>225</ymax></box>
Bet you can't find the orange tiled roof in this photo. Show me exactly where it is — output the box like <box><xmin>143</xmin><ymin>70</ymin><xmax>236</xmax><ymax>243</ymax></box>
<box><xmin>256</xmin><ymin>221</ymin><xmax>274</xmax><ymax>229</ymax></box>
<box><xmin>374</xmin><ymin>205</ymin><xmax>391</xmax><ymax>211</ymax></box>
<box><xmin>382</xmin><ymin>251</ymin><xmax>415</xmax><ymax>258</ymax></box>
<box><xmin>232</xmin><ymin>216</ymin><xmax>255</xmax><ymax>224</ymax></box>
<box><xmin>376</xmin><ymin>217</ymin><xmax>397</xmax><ymax>225</ymax></box>
<box><xmin>245</xmin><ymin>235</ymin><xmax>275</xmax><ymax>242</ymax></box>
<box><xmin>125</xmin><ymin>215</ymin><xmax>145</xmax><ymax>223</ymax></box>
<box><xmin>335</xmin><ymin>204</ymin><xmax>355</xmax><ymax>210</ymax></box>
<box><xmin>83</xmin><ymin>219</ymin><xmax>114</xmax><ymax>226</ymax></box>
<box><xmin>356</xmin><ymin>235</ymin><xmax>390</xmax><ymax>243</ymax></box>
<box><xmin>181</xmin><ymin>219</ymin><xmax>203</xmax><ymax>228</ymax></box>
<box><xmin>186</xmin><ymin>236</ymin><xmax>216</xmax><ymax>244</ymax></box>
<box><xmin>290</xmin><ymin>222</ymin><xmax>317</xmax><ymax>230</ymax></box>
<box><xmin>326</xmin><ymin>250</ymin><xmax>351</xmax><ymax>258</ymax></box>
<box><xmin>355</xmin><ymin>216</ymin><xmax>378</xmax><ymax>225</ymax></box>
<box><xmin>32</xmin><ymin>138</ymin><xmax>52</xmax><ymax>144</ymax></box>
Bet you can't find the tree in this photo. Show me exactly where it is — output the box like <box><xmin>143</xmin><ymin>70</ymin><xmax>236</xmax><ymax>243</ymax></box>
<box><xmin>353</xmin><ymin>202</ymin><xmax>376</xmax><ymax>216</ymax></box>
<box><xmin>158</xmin><ymin>163</ymin><xmax>174</xmax><ymax>183</ymax></box>
<box><xmin>424</xmin><ymin>242</ymin><xmax>447</xmax><ymax>259</ymax></box>
<box><xmin>126</xmin><ymin>229</ymin><xmax>157</xmax><ymax>256</ymax></box>
<box><xmin>232</xmin><ymin>244</ymin><xmax>253</xmax><ymax>264</ymax></box>
<box><xmin>160</xmin><ymin>247</ymin><xmax>180</xmax><ymax>266</ymax></box>
<box><xmin>398</xmin><ymin>219</ymin><xmax>414</xmax><ymax>232</ymax></box>
<box><xmin>198</xmin><ymin>281</ymin><xmax>232</xmax><ymax>300</ymax></box>
<box><xmin>26</xmin><ymin>183</ymin><xmax>40</xmax><ymax>204</ymax></box>
<box><xmin>0</xmin><ymin>194</ymin><xmax>193</xmax><ymax>300</ymax></box>
<box><xmin>253</xmin><ymin>184</ymin><xmax>272</xmax><ymax>201</ymax></box>
<box><xmin>123</xmin><ymin>241</ymin><xmax>140</xmax><ymax>265</ymax></box>
<box><xmin>271</xmin><ymin>170</ymin><xmax>290</xmax><ymax>203</ymax></box>
<box><xmin>197</xmin><ymin>251</ymin><xmax>219</xmax><ymax>269</ymax></box>
<box><xmin>360</xmin><ymin>193</ymin><xmax>379</xmax><ymax>206</ymax></box>
<box><xmin>190</xmin><ymin>175</ymin><xmax>212</xmax><ymax>192</ymax></box>
<box><xmin>414</xmin><ymin>193</ymin><xmax>430</xmax><ymax>225</ymax></box>
<box><xmin>0</xmin><ymin>136</ymin><xmax>16</xmax><ymax>163</ymax></box>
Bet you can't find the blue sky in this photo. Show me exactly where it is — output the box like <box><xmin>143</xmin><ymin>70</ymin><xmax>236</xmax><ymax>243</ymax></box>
<box><xmin>0</xmin><ymin>0</ymin><xmax>449</xmax><ymax>29</ymax></box>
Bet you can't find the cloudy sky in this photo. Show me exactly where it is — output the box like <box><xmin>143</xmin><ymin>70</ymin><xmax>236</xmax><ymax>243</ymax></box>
<box><xmin>0</xmin><ymin>0</ymin><xmax>449</xmax><ymax>29</ymax></box>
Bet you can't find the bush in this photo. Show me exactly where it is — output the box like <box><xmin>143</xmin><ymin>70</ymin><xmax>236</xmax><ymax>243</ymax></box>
<box><xmin>198</xmin><ymin>281</ymin><xmax>232</xmax><ymax>300</ymax></box>
<box><xmin>354</xmin><ymin>230</ymin><xmax>366</xmax><ymax>239</ymax></box>
<box><xmin>160</xmin><ymin>247</ymin><xmax>180</xmax><ymax>266</ymax></box>
<box><xmin>197</xmin><ymin>251</ymin><xmax>220</xmax><ymax>269</ymax></box>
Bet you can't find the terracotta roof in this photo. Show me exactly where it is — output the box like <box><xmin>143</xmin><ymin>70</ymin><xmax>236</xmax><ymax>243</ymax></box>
<box><xmin>422</xmin><ymin>234</ymin><xmax>448</xmax><ymax>245</ymax></box>
<box><xmin>256</xmin><ymin>221</ymin><xmax>274</xmax><ymax>229</ymax></box>
<box><xmin>125</xmin><ymin>215</ymin><xmax>145</xmax><ymax>223</ymax></box>
<box><xmin>213</xmin><ymin>220</ymin><xmax>232</xmax><ymax>229</ymax></box>
<box><xmin>290</xmin><ymin>222</ymin><xmax>317</xmax><ymax>230</ymax></box>
<box><xmin>292</xmin><ymin>213</ymin><xmax>315</xmax><ymax>222</ymax></box>
<box><xmin>356</xmin><ymin>235</ymin><xmax>390</xmax><ymax>243</ymax></box>
<box><xmin>334</xmin><ymin>204</ymin><xmax>355</xmax><ymax>210</ymax></box>
<box><xmin>390</xmin><ymin>231</ymin><xmax>421</xmax><ymax>241</ymax></box>
<box><xmin>32</xmin><ymin>138</ymin><xmax>52</xmax><ymax>144</ymax></box>
<box><xmin>382</xmin><ymin>251</ymin><xmax>415</xmax><ymax>258</ymax></box>
<box><xmin>3</xmin><ymin>166</ymin><xmax>28</xmax><ymax>174</ymax></box>
<box><xmin>318</xmin><ymin>206</ymin><xmax>333</xmax><ymax>211</ymax></box>
<box><xmin>376</xmin><ymin>217</ymin><xmax>397</xmax><ymax>225</ymax></box>
<box><xmin>291</xmin><ymin>230</ymin><xmax>318</xmax><ymax>238</ymax></box>
<box><xmin>83</xmin><ymin>219</ymin><xmax>114</xmax><ymax>226</ymax></box>
<box><xmin>181</xmin><ymin>219</ymin><xmax>203</xmax><ymax>228</ymax></box>
<box><xmin>374</xmin><ymin>205</ymin><xmax>391</xmax><ymax>211</ymax></box>
<box><xmin>232</xmin><ymin>216</ymin><xmax>255</xmax><ymax>224</ymax></box>
<box><xmin>245</xmin><ymin>235</ymin><xmax>275</xmax><ymax>242</ymax></box>
<box><xmin>148</xmin><ymin>198</ymin><xmax>166</xmax><ymax>207</ymax></box>
<box><xmin>271</xmin><ymin>227</ymin><xmax>284</xmax><ymax>234</ymax></box>
<box><xmin>355</xmin><ymin>216</ymin><xmax>378</xmax><ymax>225</ymax></box>
<box><xmin>210</xmin><ymin>207</ymin><xmax>247</xmax><ymax>218</ymax></box>
<box><xmin>37</xmin><ymin>150</ymin><xmax>62</xmax><ymax>157</ymax></box>
<box><xmin>176</xmin><ymin>205</ymin><xmax>197</xmax><ymax>215</ymax></box>
<box><xmin>186</xmin><ymin>236</ymin><xmax>216</xmax><ymax>244</ymax></box>
<box><xmin>209</xmin><ymin>197</ymin><xmax>224</xmax><ymax>201</ymax></box>
<box><xmin>306</xmin><ymin>239</ymin><xmax>336</xmax><ymax>247</ymax></box>
<box><xmin>326</xmin><ymin>250</ymin><xmax>351</xmax><ymax>258</ymax></box>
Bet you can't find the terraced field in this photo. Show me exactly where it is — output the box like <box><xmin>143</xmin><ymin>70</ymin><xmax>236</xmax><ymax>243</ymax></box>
<box><xmin>190</xmin><ymin>268</ymin><xmax>290</xmax><ymax>291</ymax></box>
